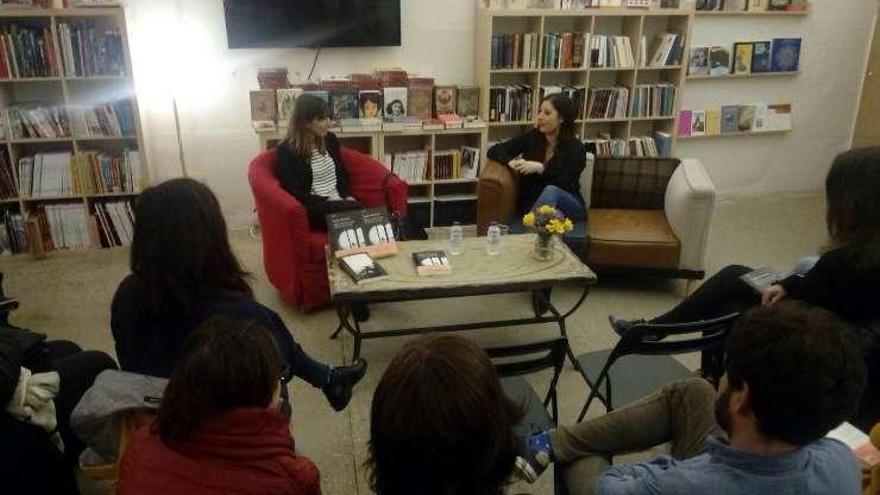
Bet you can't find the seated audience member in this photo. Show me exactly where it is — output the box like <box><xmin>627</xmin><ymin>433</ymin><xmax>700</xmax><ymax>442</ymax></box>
<box><xmin>516</xmin><ymin>302</ymin><xmax>866</xmax><ymax>495</ymax></box>
<box><xmin>274</xmin><ymin>93</ymin><xmax>362</xmax><ymax>231</ymax></box>
<box><xmin>0</xmin><ymin>313</ymin><xmax>116</xmax><ymax>494</ymax></box>
<box><xmin>367</xmin><ymin>334</ymin><xmax>521</xmax><ymax>495</ymax></box>
<box><xmin>111</xmin><ymin>178</ymin><xmax>365</xmax><ymax>411</ymax></box>
<box><xmin>117</xmin><ymin>315</ymin><xmax>320</xmax><ymax>495</ymax></box>
<box><xmin>487</xmin><ymin>93</ymin><xmax>587</xmax><ymax>228</ymax></box>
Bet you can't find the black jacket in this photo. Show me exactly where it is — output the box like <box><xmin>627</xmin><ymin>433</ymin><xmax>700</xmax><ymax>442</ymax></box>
<box><xmin>487</xmin><ymin>129</ymin><xmax>586</xmax><ymax>215</ymax></box>
<box><xmin>274</xmin><ymin>132</ymin><xmax>351</xmax><ymax>207</ymax></box>
<box><xmin>0</xmin><ymin>331</ymin><xmax>21</xmax><ymax>407</ymax></box>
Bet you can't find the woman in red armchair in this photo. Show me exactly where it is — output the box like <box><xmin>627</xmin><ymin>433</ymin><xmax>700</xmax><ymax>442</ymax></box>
<box><xmin>117</xmin><ymin>314</ymin><xmax>321</xmax><ymax>495</ymax></box>
<box><xmin>275</xmin><ymin>94</ymin><xmax>363</xmax><ymax>230</ymax></box>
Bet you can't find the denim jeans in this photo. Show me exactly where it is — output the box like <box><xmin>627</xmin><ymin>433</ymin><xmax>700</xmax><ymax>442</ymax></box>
<box><xmin>551</xmin><ymin>378</ymin><xmax>724</xmax><ymax>495</ymax></box>
<box><xmin>533</xmin><ymin>185</ymin><xmax>586</xmax><ymax>222</ymax></box>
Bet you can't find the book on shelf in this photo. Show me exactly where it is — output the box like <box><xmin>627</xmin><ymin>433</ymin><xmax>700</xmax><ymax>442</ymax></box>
<box><xmin>408</xmin><ymin>84</ymin><xmax>433</xmax><ymax>122</ymax></box>
<box><xmin>737</xmin><ymin>105</ymin><xmax>756</xmax><ymax>132</ymax></box>
<box><xmin>18</xmin><ymin>150</ymin><xmax>140</xmax><ymax>198</ymax></box>
<box><xmin>340</xmin><ymin>118</ymin><xmax>382</xmax><ymax>132</ymax></box>
<box><xmin>583</xmin><ymin>135</ymin><xmax>662</xmax><ymax>158</ymax></box>
<box><xmin>6</xmin><ymin>104</ymin><xmax>71</xmax><ymax>140</ymax></box>
<box><xmin>653</xmin><ymin>132</ymin><xmax>672</xmax><ymax>157</ymax></box>
<box><xmin>358</xmin><ymin>90</ymin><xmax>383</xmax><ymax>119</ymax></box>
<box><xmin>383</xmin><ymin>87</ymin><xmax>408</xmax><ymax>121</ymax></box>
<box><xmin>768</xmin><ymin>103</ymin><xmax>792</xmax><ymax>130</ymax></box>
<box><xmin>688</xmin><ymin>47</ymin><xmax>710</xmax><ymax>76</ymax></box>
<box><xmin>749</xmin><ymin>0</ymin><xmax>769</xmax><ymax>10</ymax></box>
<box><xmin>721</xmin><ymin>105</ymin><xmax>739</xmax><ymax>134</ymax></box>
<box><xmin>0</xmin><ymin>149</ymin><xmax>15</xmax><ymax>200</ymax></box>
<box><xmin>631</xmin><ymin>84</ymin><xmax>675</xmax><ymax>118</ymax></box>
<box><xmin>34</xmin><ymin>203</ymin><xmax>93</xmax><ymax>251</ymax></box>
<box><xmin>826</xmin><ymin>422</ymin><xmax>880</xmax><ymax>468</ymax></box>
<box><xmin>540</xmin><ymin>85</ymin><xmax>586</xmax><ymax>118</ymax></box>
<box><xmin>250</xmin><ymin>90</ymin><xmax>276</xmax><ymax>123</ymax></box>
<box><xmin>69</xmin><ymin>99</ymin><xmax>136</xmax><ymax>138</ymax></box>
<box><xmin>647</xmin><ymin>33</ymin><xmax>683</xmax><ymax>68</ymax></box>
<box><xmin>586</xmin><ymin>86</ymin><xmax>629</xmax><ymax>120</ymax></box>
<box><xmin>93</xmin><ymin>200</ymin><xmax>134</xmax><ymax>248</ymax></box>
<box><xmin>709</xmin><ymin>46</ymin><xmax>731</xmax><ymax>76</ymax></box>
<box><xmin>461</xmin><ymin>146</ymin><xmax>481</xmax><ymax>179</ymax></box>
<box><xmin>276</xmin><ymin>88</ymin><xmax>303</xmax><ymax>127</ymax></box>
<box><xmin>542</xmin><ymin>32</ymin><xmax>588</xmax><ymax>69</ymax></box>
<box><xmin>326</xmin><ymin>206</ymin><xmax>398</xmax><ymax>259</ymax></box>
<box><xmin>677</xmin><ymin>110</ymin><xmax>692</xmax><ymax>137</ymax></box>
<box><xmin>457</xmin><ymin>85</ymin><xmax>480</xmax><ymax>119</ymax></box>
<box><xmin>706</xmin><ymin>108</ymin><xmax>722</xmax><ymax>135</ymax></box>
<box><xmin>57</xmin><ymin>21</ymin><xmax>125</xmax><ymax>78</ymax></box>
<box><xmin>389</xmin><ymin>150</ymin><xmax>430</xmax><ymax>182</ymax></box>
<box><xmin>680</xmin><ymin>102</ymin><xmax>793</xmax><ymax>137</ymax></box>
<box><xmin>590</xmin><ymin>35</ymin><xmax>634</xmax><ymax>69</ymax></box>
<box><xmin>422</xmin><ymin>119</ymin><xmax>444</xmax><ymax>131</ymax></box>
<box><xmin>434</xmin><ymin>86</ymin><xmax>457</xmax><ymax>117</ymax></box>
<box><xmin>491</xmin><ymin>33</ymin><xmax>539</xmax><ymax>70</ymax></box>
<box><xmin>0</xmin><ymin>210</ymin><xmax>27</xmax><ymax>255</ymax></box>
<box><xmin>691</xmin><ymin>110</ymin><xmax>706</xmax><ymax>136</ymax></box>
<box><xmin>462</xmin><ymin>117</ymin><xmax>487</xmax><ymax>129</ymax></box>
<box><xmin>488</xmin><ymin>85</ymin><xmax>533</xmax><ymax>122</ymax></box>
<box><xmin>412</xmin><ymin>250</ymin><xmax>452</xmax><ymax>276</ymax></box>
<box><xmin>437</xmin><ymin>113</ymin><xmax>463</xmax><ymax>129</ymax></box>
<box><xmin>0</xmin><ymin>24</ymin><xmax>59</xmax><ymax>79</ymax></box>
<box><xmin>340</xmin><ymin>252</ymin><xmax>389</xmax><ymax>284</ymax></box>
<box><xmin>329</xmin><ymin>90</ymin><xmax>358</xmax><ymax>121</ymax></box>
<box><xmin>770</xmin><ymin>38</ymin><xmax>802</xmax><ymax>72</ymax></box>
<box><xmin>433</xmin><ymin>149</ymin><xmax>462</xmax><ymax>180</ymax></box>
<box><xmin>733</xmin><ymin>42</ymin><xmax>753</xmax><ymax>75</ymax></box>
<box><xmin>751</xmin><ymin>41</ymin><xmax>772</xmax><ymax>73</ymax></box>
<box><xmin>723</xmin><ymin>0</ymin><xmax>748</xmax><ymax>11</ymax></box>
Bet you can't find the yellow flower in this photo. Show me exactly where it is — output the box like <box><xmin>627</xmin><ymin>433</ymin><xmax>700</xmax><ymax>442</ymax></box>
<box><xmin>548</xmin><ymin>219</ymin><xmax>565</xmax><ymax>234</ymax></box>
<box><xmin>538</xmin><ymin>205</ymin><xmax>556</xmax><ymax>215</ymax></box>
<box><xmin>522</xmin><ymin>212</ymin><xmax>536</xmax><ymax>227</ymax></box>
<box><xmin>563</xmin><ymin>218</ymin><xmax>574</xmax><ymax>232</ymax></box>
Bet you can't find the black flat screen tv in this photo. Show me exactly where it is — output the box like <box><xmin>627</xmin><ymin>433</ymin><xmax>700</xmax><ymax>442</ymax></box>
<box><xmin>223</xmin><ymin>0</ymin><xmax>401</xmax><ymax>49</ymax></box>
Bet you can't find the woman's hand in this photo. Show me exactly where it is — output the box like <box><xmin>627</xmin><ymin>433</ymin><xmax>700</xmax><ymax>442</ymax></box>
<box><xmin>761</xmin><ymin>284</ymin><xmax>787</xmax><ymax>307</ymax></box>
<box><xmin>513</xmin><ymin>160</ymin><xmax>545</xmax><ymax>175</ymax></box>
<box><xmin>508</xmin><ymin>158</ymin><xmax>525</xmax><ymax>171</ymax></box>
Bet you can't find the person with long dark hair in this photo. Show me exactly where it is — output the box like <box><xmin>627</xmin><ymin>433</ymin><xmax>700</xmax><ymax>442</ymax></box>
<box><xmin>487</xmin><ymin>93</ymin><xmax>587</xmax><ymax>224</ymax></box>
<box><xmin>610</xmin><ymin>147</ymin><xmax>880</xmax><ymax>429</ymax></box>
<box><xmin>111</xmin><ymin>178</ymin><xmax>366</xmax><ymax>411</ymax></box>
<box><xmin>367</xmin><ymin>334</ymin><xmax>521</xmax><ymax>495</ymax></box>
<box><xmin>116</xmin><ymin>315</ymin><xmax>321</xmax><ymax>495</ymax></box>
<box><xmin>275</xmin><ymin>94</ymin><xmax>362</xmax><ymax>230</ymax></box>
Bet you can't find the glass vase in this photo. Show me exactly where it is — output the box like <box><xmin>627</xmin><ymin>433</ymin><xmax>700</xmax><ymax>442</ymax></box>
<box><xmin>533</xmin><ymin>233</ymin><xmax>554</xmax><ymax>261</ymax></box>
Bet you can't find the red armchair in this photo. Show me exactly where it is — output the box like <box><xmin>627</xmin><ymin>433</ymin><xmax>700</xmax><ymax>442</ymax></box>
<box><xmin>248</xmin><ymin>147</ymin><xmax>408</xmax><ymax>311</ymax></box>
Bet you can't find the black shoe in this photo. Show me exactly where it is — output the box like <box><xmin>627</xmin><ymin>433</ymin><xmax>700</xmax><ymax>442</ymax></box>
<box><xmin>323</xmin><ymin>359</ymin><xmax>368</xmax><ymax>411</ymax></box>
<box><xmin>514</xmin><ymin>429</ymin><xmax>553</xmax><ymax>483</ymax></box>
<box><xmin>352</xmin><ymin>303</ymin><xmax>370</xmax><ymax>323</ymax></box>
<box><xmin>609</xmin><ymin>315</ymin><xmax>663</xmax><ymax>341</ymax></box>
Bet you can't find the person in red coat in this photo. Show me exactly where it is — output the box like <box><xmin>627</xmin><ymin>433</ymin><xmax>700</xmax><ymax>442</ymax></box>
<box><xmin>116</xmin><ymin>314</ymin><xmax>321</xmax><ymax>495</ymax></box>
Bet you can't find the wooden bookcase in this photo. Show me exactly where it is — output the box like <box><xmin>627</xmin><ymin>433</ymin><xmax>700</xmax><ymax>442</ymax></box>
<box><xmin>474</xmin><ymin>7</ymin><xmax>694</xmax><ymax>155</ymax></box>
<box><xmin>0</xmin><ymin>6</ymin><xmax>147</xmax><ymax>254</ymax></box>
<box><xmin>257</xmin><ymin>126</ymin><xmax>488</xmax><ymax>228</ymax></box>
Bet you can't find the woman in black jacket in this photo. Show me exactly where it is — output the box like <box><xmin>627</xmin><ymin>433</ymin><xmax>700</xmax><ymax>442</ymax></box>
<box><xmin>275</xmin><ymin>94</ymin><xmax>362</xmax><ymax>230</ymax></box>
<box><xmin>110</xmin><ymin>178</ymin><xmax>366</xmax><ymax>412</ymax></box>
<box><xmin>487</xmin><ymin>93</ymin><xmax>587</xmax><ymax>225</ymax></box>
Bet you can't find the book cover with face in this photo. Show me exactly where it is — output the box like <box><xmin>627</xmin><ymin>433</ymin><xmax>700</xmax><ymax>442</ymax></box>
<box><xmin>358</xmin><ymin>90</ymin><xmax>382</xmax><ymax>119</ymax></box>
<box><xmin>383</xmin><ymin>87</ymin><xmax>408</xmax><ymax>121</ymax></box>
<box><xmin>688</xmin><ymin>47</ymin><xmax>710</xmax><ymax>76</ymax></box>
<box><xmin>250</xmin><ymin>90</ymin><xmax>276</xmax><ymax>122</ymax></box>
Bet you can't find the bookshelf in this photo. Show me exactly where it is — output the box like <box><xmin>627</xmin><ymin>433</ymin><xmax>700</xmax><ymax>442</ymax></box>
<box><xmin>0</xmin><ymin>6</ymin><xmax>147</xmax><ymax>256</ymax></box>
<box><xmin>474</xmin><ymin>7</ymin><xmax>694</xmax><ymax>156</ymax></box>
<box><xmin>678</xmin><ymin>128</ymin><xmax>792</xmax><ymax>140</ymax></box>
<box><xmin>695</xmin><ymin>9</ymin><xmax>808</xmax><ymax>16</ymax></box>
<box><xmin>256</xmin><ymin>126</ymin><xmax>488</xmax><ymax>228</ymax></box>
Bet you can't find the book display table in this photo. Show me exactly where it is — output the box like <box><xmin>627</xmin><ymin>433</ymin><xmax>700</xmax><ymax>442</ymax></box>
<box><xmin>328</xmin><ymin>234</ymin><xmax>597</xmax><ymax>363</ymax></box>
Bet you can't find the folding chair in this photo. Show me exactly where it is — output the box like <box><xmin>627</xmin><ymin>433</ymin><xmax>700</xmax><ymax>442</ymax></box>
<box><xmin>79</xmin><ymin>409</ymin><xmax>156</xmax><ymax>483</ymax></box>
<box><xmin>576</xmin><ymin>313</ymin><xmax>739</xmax><ymax>422</ymax></box>
<box><xmin>485</xmin><ymin>338</ymin><xmax>568</xmax><ymax>495</ymax></box>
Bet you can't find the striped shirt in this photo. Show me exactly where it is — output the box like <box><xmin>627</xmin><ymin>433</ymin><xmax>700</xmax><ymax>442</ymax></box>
<box><xmin>310</xmin><ymin>148</ymin><xmax>340</xmax><ymax>199</ymax></box>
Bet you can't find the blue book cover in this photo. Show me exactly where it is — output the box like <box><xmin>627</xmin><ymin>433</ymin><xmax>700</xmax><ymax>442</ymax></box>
<box><xmin>751</xmin><ymin>41</ymin><xmax>772</xmax><ymax>73</ymax></box>
<box><xmin>771</xmin><ymin>38</ymin><xmax>802</xmax><ymax>72</ymax></box>
<box><xmin>721</xmin><ymin>105</ymin><xmax>739</xmax><ymax>134</ymax></box>
<box><xmin>303</xmin><ymin>90</ymin><xmax>330</xmax><ymax>104</ymax></box>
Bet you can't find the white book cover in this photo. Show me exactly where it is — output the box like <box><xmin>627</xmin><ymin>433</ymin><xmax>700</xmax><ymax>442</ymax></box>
<box><xmin>382</xmin><ymin>87</ymin><xmax>408</xmax><ymax>121</ymax></box>
<box><xmin>827</xmin><ymin>422</ymin><xmax>880</xmax><ymax>467</ymax></box>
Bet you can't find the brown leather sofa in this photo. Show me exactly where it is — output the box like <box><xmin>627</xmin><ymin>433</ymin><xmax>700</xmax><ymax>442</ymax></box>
<box><xmin>477</xmin><ymin>155</ymin><xmax>717</xmax><ymax>280</ymax></box>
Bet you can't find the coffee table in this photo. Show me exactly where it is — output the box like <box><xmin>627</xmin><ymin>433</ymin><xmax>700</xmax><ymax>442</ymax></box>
<box><xmin>328</xmin><ymin>234</ymin><xmax>597</xmax><ymax>363</ymax></box>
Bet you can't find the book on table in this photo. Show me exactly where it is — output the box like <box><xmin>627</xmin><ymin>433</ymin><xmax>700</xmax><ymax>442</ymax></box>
<box><xmin>412</xmin><ymin>250</ymin><xmax>452</xmax><ymax>276</ymax></box>
<box><xmin>340</xmin><ymin>253</ymin><xmax>389</xmax><ymax>284</ymax></box>
<box><xmin>327</xmin><ymin>206</ymin><xmax>398</xmax><ymax>259</ymax></box>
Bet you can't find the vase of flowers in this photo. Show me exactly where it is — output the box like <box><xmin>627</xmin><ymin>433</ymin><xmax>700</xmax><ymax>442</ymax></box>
<box><xmin>522</xmin><ymin>205</ymin><xmax>574</xmax><ymax>261</ymax></box>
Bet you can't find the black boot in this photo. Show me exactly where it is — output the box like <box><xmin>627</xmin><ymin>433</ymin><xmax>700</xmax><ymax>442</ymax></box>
<box><xmin>323</xmin><ymin>359</ymin><xmax>368</xmax><ymax>411</ymax></box>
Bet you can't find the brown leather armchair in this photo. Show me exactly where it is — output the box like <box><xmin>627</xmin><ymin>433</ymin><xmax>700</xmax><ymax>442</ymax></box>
<box><xmin>477</xmin><ymin>155</ymin><xmax>717</xmax><ymax>280</ymax></box>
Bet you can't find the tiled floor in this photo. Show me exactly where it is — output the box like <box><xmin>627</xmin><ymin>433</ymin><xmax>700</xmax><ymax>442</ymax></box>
<box><xmin>0</xmin><ymin>192</ymin><xmax>826</xmax><ymax>495</ymax></box>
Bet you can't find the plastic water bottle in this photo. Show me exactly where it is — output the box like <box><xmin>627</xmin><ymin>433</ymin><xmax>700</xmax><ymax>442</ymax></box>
<box><xmin>486</xmin><ymin>221</ymin><xmax>501</xmax><ymax>255</ymax></box>
<box><xmin>448</xmin><ymin>221</ymin><xmax>463</xmax><ymax>255</ymax></box>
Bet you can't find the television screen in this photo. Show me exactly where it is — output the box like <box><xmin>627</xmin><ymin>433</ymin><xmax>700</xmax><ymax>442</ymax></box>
<box><xmin>223</xmin><ymin>0</ymin><xmax>401</xmax><ymax>49</ymax></box>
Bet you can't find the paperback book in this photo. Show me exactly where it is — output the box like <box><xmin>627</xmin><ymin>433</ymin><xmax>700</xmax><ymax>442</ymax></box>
<box><xmin>327</xmin><ymin>207</ymin><xmax>398</xmax><ymax>259</ymax></box>
<box><xmin>359</xmin><ymin>90</ymin><xmax>383</xmax><ymax>119</ymax></box>
<box><xmin>383</xmin><ymin>87</ymin><xmax>409</xmax><ymax>121</ymax></box>
<box><xmin>434</xmin><ymin>86</ymin><xmax>458</xmax><ymax>117</ymax></box>
<box><xmin>277</xmin><ymin>88</ymin><xmax>303</xmax><ymax>127</ymax></box>
<box><xmin>688</xmin><ymin>47</ymin><xmax>709</xmax><ymax>76</ymax></box>
<box><xmin>771</xmin><ymin>38</ymin><xmax>802</xmax><ymax>72</ymax></box>
<box><xmin>412</xmin><ymin>250</ymin><xmax>452</xmax><ymax>276</ymax></box>
<box><xmin>709</xmin><ymin>46</ymin><xmax>730</xmax><ymax>76</ymax></box>
<box><xmin>733</xmin><ymin>42</ymin><xmax>753</xmax><ymax>75</ymax></box>
<box><xmin>740</xmin><ymin>266</ymin><xmax>782</xmax><ymax>295</ymax></box>
<box><xmin>751</xmin><ymin>41</ymin><xmax>772</xmax><ymax>73</ymax></box>
<box><xmin>340</xmin><ymin>253</ymin><xmax>389</xmax><ymax>284</ymax></box>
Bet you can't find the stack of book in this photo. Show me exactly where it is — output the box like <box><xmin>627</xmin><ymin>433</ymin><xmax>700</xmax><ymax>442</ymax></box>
<box><xmin>17</xmin><ymin>152</ymin><xmax>72</xmax><ymax>198</ymax></box>
<box><xmin>56</xmin><ymin>21</ymin><xmax>125</xmax><ymax>77</ymax></box>
<box><xmin>491</xmin><ymin>33</ymin><xmax>540</xmax><ymax>70</ymax></box>
<box><xmin>646</xmin><ymin>33</ymin><xmax>684</xmax><ymax>67</ymax></box>
<box><xmin>34</xmin><ymin>203</ymin><xmax>91</xmax><ymax>251</ymax></box>
<box><xmin>678</xmin><ymin>103</ymin><xmax>793</xmax><ymax>137</ymax></box>
<box><xmin>631</xmin><ymin>84</ymin><xmax>676</xmax><ymax>118</ymax></box>
<box><xmin>0</xmin><ymin>150</ymin><xmax>16</xmax><ymax>200</ymax></box>
<box><xmin>584</xmin><ymin>134</ymin><xmax>669</xmax><ymax>158</ymax></box>
<box><xmin>6</xmin><ymin>105</ymin><xmax>71</xmax><ymax>140</ymax></box>
<box><xmin>0</xmin><ymin>24</ymin><xmax>59</xmax><ymax>78</ymax></box>
<box><xmin>590</xmin><ymin>35</ymin><xmax>635</xmax><ymax>68</ymax></box>
<box><xmin>0</xmin><ymin>210</ymin><xmax>27</xmax><ymax>255</ymax></box>
<box><xmin>586</xmin><ymin>86</ymin><xmax>629</xmax><ymax>120</ymax></box>
<box><xmin>384</xmin><ymin>151</ymin><xmax>430</xmax><ymax>183</ymax></box>
<box><xmin>433</xmin><ymin>150</ymin><xmax>462</xmax><ymax>180</ymax></box>
<box><xmin>541</xmin><ymin>32</ymin><xmax>587</xmax><ymax>69</ymax></box>
<box><xmin>489</xmin><ymin>85</ymin><xmax>534</xmax><ymax>122</ymax></box>
<box><xmin>69</xmin><ymin>99</ymin><xmax>136</xmax><ymax>138</ymax></box>
<box><xmin>94</xmin><ymin>200</ymin><xmax>134</xmax><ymax>248</ymax></box>
<box><xmin>540</xmin><ymin>85</ymin><xmax>586</xmax><ymax>116</ymax></box>
<box><xmin>71</xmin><ymin>150</ymin><xmax>142</xmax><ymax>194</ymax></box>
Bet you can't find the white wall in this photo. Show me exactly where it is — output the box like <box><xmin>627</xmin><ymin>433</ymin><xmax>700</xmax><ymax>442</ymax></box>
<box><xmin>123</xmin><ymin>0</ymin><xmax>873</xmax><ymax>227</ymax></box>
<box><xmin>678</xmin><ymin>0</ymin><xmax>876</xmax><ymax>197</ymax></box>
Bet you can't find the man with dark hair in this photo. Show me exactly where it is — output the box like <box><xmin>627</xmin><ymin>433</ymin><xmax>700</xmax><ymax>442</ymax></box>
<box><xmin>517</xmin><ymin>301</ymin><xmax>867</xmax><ymax>495</ymax></box>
